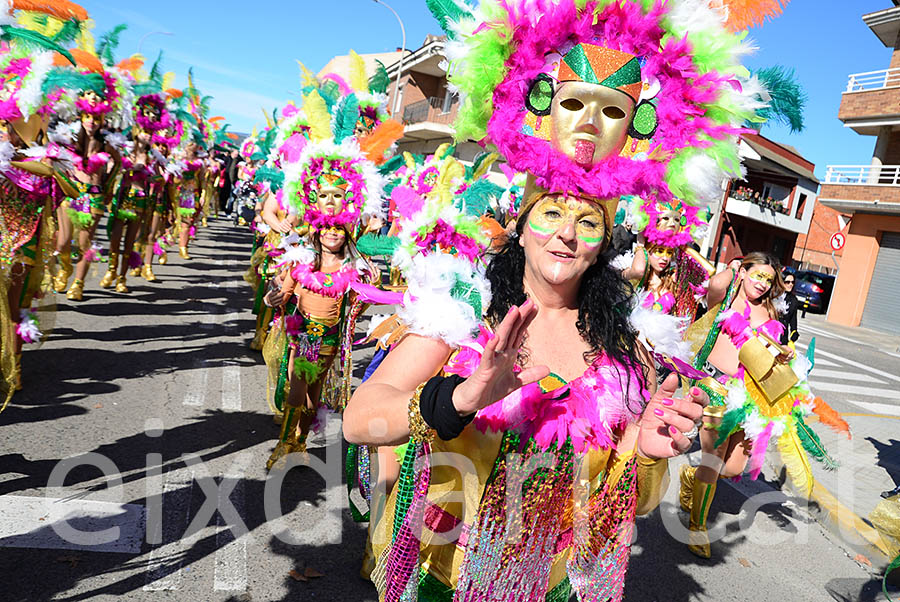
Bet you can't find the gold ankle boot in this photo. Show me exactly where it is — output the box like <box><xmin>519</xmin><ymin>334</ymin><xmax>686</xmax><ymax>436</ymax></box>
<box><xmin>179</xmin><ymin>246</ymin><xmax>191</xmax><ymax>260</ymax></box>
<box><xmin>66</xmin><ymin>278</ymin><xmax>84</xmax><ymax>301</ymax></box>
<box><xmin>141</xmin><ymin>264</ymin><xmax>157</xmax><ymax>282</ymax></box>
<box><xmin>679</xmin><ymin>464</ymin><xmax>696</xmax><ymax>513</ymax></box>
<box><xmin>267</xmin><ymin>407</ymin><xmax>303</xmax><ymax>471</ymax></box>
<box><xmin>115</xmin><ymin>275</ymin><xmax>129</xmax><ymax>293</ymax></box>
<box><xmin>688</xmin><ymin>478</ymin><xmax>717</xmax><ymax>559</ymax></box>
<box><xmin>158</xmin><ymin>250</ymin><xmax>168</xmax><ymax>265</ymax></box>
<box><xmin>99</xmin><ymin>253</ymin><xmax>118</xmax><ymax>288</ymax></box>
<box><xmin>130</xmin><ymin>266</ymin><xmax>141</xmax><ymax>277</ymax></box>
<box><xmin>201</xmin><ymin>216</ymin><xmax>208</xmax><ymax>227</ymax></box>
<box><xmin>53</xmin><ymin>253</ymin><xmax>73</xmax><ymax>293</ymax></box>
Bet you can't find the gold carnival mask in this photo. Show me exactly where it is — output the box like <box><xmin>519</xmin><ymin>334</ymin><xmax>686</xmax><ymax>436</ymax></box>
<box><xmin>550</xmin><ymin>81</ymin><xmax>636</xmax><ymax>166</ymax></box>
<box><xmin>316</xmin><ymin>184</ymin><xmax>347</xmax><ymax>217</ymax></box>
<box><xmin>655</xmin><ymin>199</ymin><xmax>687</xmax><ymax>233</ymax></box>
<box><xmin>523</xmin><ymin>44</ymin><xmax>645</xmax><ymax>167</ymax></box>
<box><xmin>526</xmin><ymin>194</ymin><xmax>607</xmax><ymax>249</ymax></box>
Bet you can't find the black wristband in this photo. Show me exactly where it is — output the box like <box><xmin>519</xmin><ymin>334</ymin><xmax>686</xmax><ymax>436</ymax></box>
<box><xmin>419</xmin><ymin>375</ymin><xmax>473</xmax><ymax>441</ymax></box>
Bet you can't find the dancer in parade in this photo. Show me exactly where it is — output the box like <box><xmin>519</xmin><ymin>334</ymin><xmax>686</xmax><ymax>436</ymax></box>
<box><xmin>0</xmin><ymin>20</ymin><xmax>80</xmax><ymax>407</ymax></box>
<box><xmin>341</xmin><ymin>0</ymin><xmax>790</xmax><ymax>597</ymax></box>
<box><xmin>262</xmin><ymin>89</ymin><xmax>390</xmax><ymax>468</ymax></box>
<box><xmin>680</xmin><ymin>251</ymin><xmax>849</xmax><ymax>558</ymax></box>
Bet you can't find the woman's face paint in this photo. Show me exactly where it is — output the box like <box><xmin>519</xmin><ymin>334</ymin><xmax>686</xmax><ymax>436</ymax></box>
<box><xmin>522</xmin><ymin>194</ymin><xmax>607</xmax><ymax>286</ymax></box>
<box><xmin>742</xmin><ymin>265</ymin><xmax>775</xmax><ymax>300</ymax></box>
<box><xmin>526</xmin><ymin>194</ymin><xmax>606</xmax><ymax>249</ymax></box>
<box><xmin>648</xmin><ymin>245</ymin><xmax>674</xmax><ymax>273</ymax></box>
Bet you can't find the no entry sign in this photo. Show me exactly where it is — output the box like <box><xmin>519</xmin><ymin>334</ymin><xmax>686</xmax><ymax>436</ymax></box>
<box><xmin>830</xmin><ymin>232</ymin><xmax>846</xmax><ymax>251</ymax></box>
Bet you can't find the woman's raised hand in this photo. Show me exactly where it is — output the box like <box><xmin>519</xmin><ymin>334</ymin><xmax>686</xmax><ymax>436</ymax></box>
<box><xmin>451</xmin><ymin>300</ymin><xmax>549</xmax><ymax>416</ymax></box>
<box><xmin>637</xmin><ymin>373</ymin><xmax>708</xmax><ymax>459</ymax></box>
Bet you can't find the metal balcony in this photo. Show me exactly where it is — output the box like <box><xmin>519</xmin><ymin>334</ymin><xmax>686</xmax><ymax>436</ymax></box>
<box><xmin>824</xmin><ymin>164</ymin><xmax>900</xmax><ymax>186</ymax></box>
<box><xmin>845</xmin><ymin>68</ymin><xmax>900</xmax><ymax>92</ymax></box>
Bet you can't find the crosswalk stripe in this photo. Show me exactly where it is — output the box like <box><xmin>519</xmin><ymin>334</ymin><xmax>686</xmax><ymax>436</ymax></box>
<box><xmin>808</xmin><ymin>381</ymin><xmax>897</xmax><ymax>400</ymax></box>
<box><xmin>144</xmin><ymin>469</ymin><xmax>194</xmax><ymax>591</ymax></box>
<box><xmin>213</xmin><ymin>477</ymin><xmax>247</xmax><ymax>591</ymax></box>
<box><xmin>221</xmin><ymin>364</ymin><xmax>242</xmax><ymax>411</ymax></box>
<box><xmin>808</xmin><ymin>369</ymin><xmax>885</xmax><ymax>383</ymax></box>
<box><xmin>0</xmin><ymin>495</ymin><xmax>145</xmax><ymax>553</ymax></box>
<box><xmin>183</xmin><ymin>360</ymin><xmax>209</xmax><ymax>407</ymax></box>
<box><xmin>846</xmin><ymin>399</ymin><xmax>900</xmax><ymax>416</ymax></box>
<box><xmin>812</xmin><ymin>348</ymin><xmax>900</xmax><ymax>383</ymax></box>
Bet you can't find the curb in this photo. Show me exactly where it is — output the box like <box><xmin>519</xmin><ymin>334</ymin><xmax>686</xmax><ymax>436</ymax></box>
<box><xmin>809</xmin><ymin>477</ymin><xmax>899</xmax><ymax>563</ymax></box>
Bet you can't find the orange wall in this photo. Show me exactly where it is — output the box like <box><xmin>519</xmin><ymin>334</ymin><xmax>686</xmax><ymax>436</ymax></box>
<box><xmin>827</xmin><ymin>214</ymin><xmax>900</xmax><ymax>326</ymax></box>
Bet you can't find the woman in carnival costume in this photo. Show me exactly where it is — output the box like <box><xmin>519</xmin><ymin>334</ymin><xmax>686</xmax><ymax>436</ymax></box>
<box><xmin>342</xmin><ymin>0</ymin><xmax>787</xmax><ymax>598</ymax></box>
<box><xmin>262</xmin><ymin>79</ymin><xmax>402</xmax><ymax>470</ymax></box>
<box><xmin>680</xmin><ymin>251</ymin><xmax>849</xmax><ymax>558</ymax></box>
<box><xmin>51</xmin><ymin>47</ymin><xmax>131</xmax><ymax>301</ymax></box>
<box><xmin>0</xmin><ymin>11</ymin><xmax>81</xmax><ymax>408</ymax></box>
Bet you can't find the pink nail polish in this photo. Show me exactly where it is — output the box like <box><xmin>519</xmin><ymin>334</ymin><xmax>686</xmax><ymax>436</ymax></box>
<box><xmin>653</xmin><ymin>408</ymin><xmax>664</xmax><ymax>417</ymax></box>
<box><xmin>691</xmin><ymin>387</ymin><xmax>701</xmax><ymax>396</ymax></box>
<box><xmin>662</xmin><ymin>398</ymin><xmax>674</xmax><ymax>406</ymax></box>
<box><xmin>669</xmin><ymin>426</ymin><xmax>679</xmax><ymax>436</ymax></box>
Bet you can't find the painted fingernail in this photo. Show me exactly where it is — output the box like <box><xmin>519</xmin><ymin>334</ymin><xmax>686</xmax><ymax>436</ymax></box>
<box><xmin>653</xmin><ymin>408</ymin><xmax>664</xmax><ymax>417</ymax></box>
<box><xmin>669</xmin><ymin>426</ymin><xmax>679</xmax><ymax>436</ymax></box>
<box><xmin>691</xmin><ymin>387</ymin><xmax>701</xmax><ymax>396</ymax></box>
<box><xmin>662</xmin><ymin>398</ymin><xmax>674</xmax><ymax>406</ymax></box>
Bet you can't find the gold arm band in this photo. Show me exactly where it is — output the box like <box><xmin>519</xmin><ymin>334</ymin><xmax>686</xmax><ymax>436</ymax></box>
<box><xmin>407</xmin><ymin>383</ymin><xmax>435</xmax><ymax>444</ymax></box>
<box><xmin>635</xmin><ymin>454</ymin><xmax>669</xmax><ymax>515</ymax></box>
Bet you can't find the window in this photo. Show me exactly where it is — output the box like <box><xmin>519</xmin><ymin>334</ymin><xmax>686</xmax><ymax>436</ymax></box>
<box><xmin>794</xmin><ymin>193</ymin><xmax>807</xmax><ymax>219</ymax></box>
<box><xmin>441</xmin><ymin>92</ymin><xmax>457</xmax><ymax>114</ymax></box>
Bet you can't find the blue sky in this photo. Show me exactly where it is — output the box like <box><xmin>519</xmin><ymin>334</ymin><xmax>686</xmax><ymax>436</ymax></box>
<box><xmin>81</xmin><ymin>0</ymin><xmax>893</xmax><ymax>179</ymax></box>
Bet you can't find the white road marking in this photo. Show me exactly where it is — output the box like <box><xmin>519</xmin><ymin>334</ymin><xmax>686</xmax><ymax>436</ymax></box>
<box><xmin>0</xmin><ymin>496</ymin><xmax>145</xmax><ymax>553</ymax></box>
<box><xmin>213</xmin><ymin>476</ymin><xmax>247</xmax><ymax>591</ymax></box>
<box><xmin>221</xmin><ymin>364</ymin><xmax>241</xmax><ymax>411</ymax></box>
<box><xmin>812</xmin><ymin>347</ymin><xmax>900</xmax><ymax>383</ymax></box>
<box><xmin>144</xmin><ymin>469</ymin><xmax>195</xmax><ymax>591</ymax></box>
<box><xmin>810</xmin><ymin>357</ymin><xmax>839</xmax><ymax>367</ymax></box>
<box><xmin>804</xmin><ymin>323</ymin><xmax>900</xmax><ymax>357</ymax></box>
<box><xmin>808</xmin><ymin>381</ymin><xmax>897</xmax><ymax>400</ymax></box>
<box><xmin>182</xmin><ymin>360</ymin><xmax>209</xmax><ymax>407</ymax></box>
<box><xmin>808</xmin><ymin>369</ymin><xmax>885</xmax><ymax>384</ymax></box>
<box><xmin>846</xmin><ymin>399</ymin><xmax>900</xmax><ymax>416</ymax></box>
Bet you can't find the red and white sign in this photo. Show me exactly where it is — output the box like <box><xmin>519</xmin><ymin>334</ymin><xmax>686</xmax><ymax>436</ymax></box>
<box><xmin>830</xmin><ymin>232</ymin><xmax>846</xmax><ymax>251</ymax></box>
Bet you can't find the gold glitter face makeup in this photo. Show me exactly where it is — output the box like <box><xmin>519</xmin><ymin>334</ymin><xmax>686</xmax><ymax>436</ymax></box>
<box><xmin>747</xmin><ymin>269</ymin><xmax>774</xmax><ymax>287</ymax></box>
<box><xmin>526</xmin><ymin>194</ymin><xmax>606</xmax><ymax>248</ymax></box>
<box><xmin>550</xmin><ymin>81</ymin><xmax>635</xmax><ymax>166</ymax></box>
<box><xmin>649</xmin><ymin>245</ymin><xmax>675</xmax><ymax>259</ymax></box>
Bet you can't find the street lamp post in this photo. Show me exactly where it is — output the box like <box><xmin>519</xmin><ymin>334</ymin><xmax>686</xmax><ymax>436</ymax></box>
<box><xmin>373</xmin><ymin>0</ymin><xmax>407</xmax><ymax>117</ymax></box>
<box><xmin>137</xmin><ymin>31</ymin><xmax>174</xmax><ymax>57</ymax></box>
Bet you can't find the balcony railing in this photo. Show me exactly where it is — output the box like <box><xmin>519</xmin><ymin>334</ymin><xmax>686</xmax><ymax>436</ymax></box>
<box><xmin>845</xmin><ymin>68</ymin><xmax>900</xmax><ymax>92</ymax></box>
<box><xmin>824</xmin><ymin>164</ymin><xmax>900</xmax><ymax>186</ymax></box>
<box><xmin>402</xmin><ymin>96</ymin><xmax>458</xmax><ymax>125</ymax></box>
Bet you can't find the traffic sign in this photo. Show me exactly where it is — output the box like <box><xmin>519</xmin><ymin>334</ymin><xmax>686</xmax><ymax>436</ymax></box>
<box><xmin>830</xmin><ymin>232</ymin><xmax>845</xmax><ymax>251</ymax></box>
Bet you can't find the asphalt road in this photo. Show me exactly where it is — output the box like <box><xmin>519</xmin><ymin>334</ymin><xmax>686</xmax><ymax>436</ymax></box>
<box><xmin>0</xmin><ymin>217</ymin><xmax>893</xmax><ymax>601</ymax></box>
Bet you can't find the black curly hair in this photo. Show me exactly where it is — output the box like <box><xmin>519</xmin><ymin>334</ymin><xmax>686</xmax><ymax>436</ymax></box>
<box><xmin>485</xmin><ymin>212</ymin><xmax>648</xmax><ymax>405</ymax></box>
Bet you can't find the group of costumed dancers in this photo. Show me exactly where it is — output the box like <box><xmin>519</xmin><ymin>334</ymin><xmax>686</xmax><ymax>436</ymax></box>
<box><xmin>0</xmin><ymin>0</ymin><xmax>233</xmax><ymax>409</ymax></box>
<box><xmin>238</xmin><ymin>0</ymin><xmax>855</xmax><ymax>599</ymax></box>
<box><xmin>2</xmin><ymin>0</ymin><xmax>856</xmax><ymax>599</ymax></box>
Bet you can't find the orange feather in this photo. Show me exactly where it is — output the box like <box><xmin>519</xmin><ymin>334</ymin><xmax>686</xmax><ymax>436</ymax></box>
<box><xmin>812</xmin><ymin>397</ymin><xmax>850</xmax><ymax>438</ymax></box>
<box><xmin>715</xmin><ymin>0</ymin><xmax>789</xmax><ymax>32</ymax></box>
<box><xmin>208</xmin><ymin>116</ymin><xmax>224</xmax><ymax>123</ymax></box>
<box><xmin>54</xmin><ymin>48</ymin><xmax>103</xmax><ymax>73</ymax></box>
<box><xmin>11</xmin><ymin>0</ymin><xmax>88</xmax><ymax>21</ymax></box>
<box><xmin>359</xmin><ymin>120</ymin><xmax>404</xmax><ymax>165</ymax></box>
<box><xmin>166</xmin><ymin>89</ymin><xmax>183</xmax><ymax>99</ymax></box>
<box><xmin>116</xmin><ymin>57</ymin><xmax>144</xmax><ymax>73</ymax></box>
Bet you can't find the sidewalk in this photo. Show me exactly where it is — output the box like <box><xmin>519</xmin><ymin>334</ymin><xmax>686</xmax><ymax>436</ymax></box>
<box><xmin>759</xmin><ymin>312</ymin><xmax>900</xmax><ymax>574</ymax></box>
